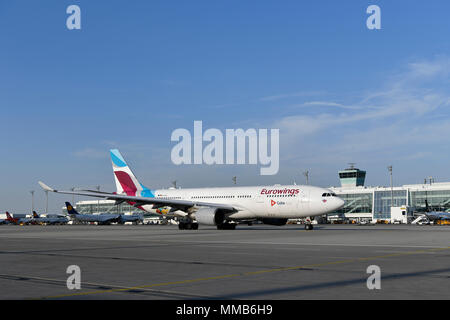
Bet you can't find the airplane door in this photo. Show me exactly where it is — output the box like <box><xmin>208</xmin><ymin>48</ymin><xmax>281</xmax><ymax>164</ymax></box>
<box><xmin>256</xmin><ymin>195</ymin><xmax>265</xmax><ymax>212</ymax></box>
<box><xmin>256</xmin><ymin>195</ymin><xmax>264</xmax><ymax>204</ymax></box>
<box><xmin>297</xmin><ymin>189</ymin><xmax>310</xmax><ymax>214</ymax></box>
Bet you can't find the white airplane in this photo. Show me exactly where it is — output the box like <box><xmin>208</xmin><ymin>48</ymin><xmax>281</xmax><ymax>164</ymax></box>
<box><xmin>32</xmin><ymin>211</ymin><xmax>69</xmax><ymax>225</ymax></box>
<box><xmin>39</xmin><ymin>149</ymin><xmax>344</xmax><ymax>230</ymax></box>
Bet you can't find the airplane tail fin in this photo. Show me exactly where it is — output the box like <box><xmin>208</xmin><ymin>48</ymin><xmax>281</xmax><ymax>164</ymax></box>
<box><xmin>110</xmin><ymin>149</ymin><xmax>154</xmax><ymax>197</ymax></box>
<box><xmin>6</xmin><ymin>212</ymin><xmax>12</xmax><ymax>219</ymax></box>
<box><xmin>32</xmin><ymin>211</ymin><xmax>39</xmax><ymax>218</ymax></box>
<box><xmin>65</xmin><ymin>202</ymin><xmax>79</xmax><ymax>215</ymax></box>
<box><xmin>425</xmin><ymin>199</ymin><xmax>430</xmax><ymax>212</ymax></box>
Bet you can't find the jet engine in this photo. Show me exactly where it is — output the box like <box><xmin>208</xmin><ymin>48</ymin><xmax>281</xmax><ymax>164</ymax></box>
<box><xmin>194</xmin><ymin>207</ymin><xmax>225</xmax><ymax>226</ymax></box>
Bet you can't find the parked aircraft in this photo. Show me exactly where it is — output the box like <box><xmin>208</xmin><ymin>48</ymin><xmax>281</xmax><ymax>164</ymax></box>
<box><xmin>0</xmin><ymin>216</ymin><xmax>8</xmax><ymax>225</ymax></box>
<box><xmin>64</xmin><ymin>202</ymin><xmax>120</xmax><ymax>225</ymax></box>
<box><xmin>117</xmin><ymin>213</ymin><xmax>143</xmax><ymax>225</ymax></box>
<box><xmin>424</xmin><ymin>200</ymin><xmax>450</xmax><ymax>221</ymax></box>
<box><xmin>5</xmin><ymin>212</ymin><xmax>33</xmax><ymax>225</ymax></box>
<box><xmin>32</xmin><ymin>211</ymin><xmax>69</xmax><ymax>225</ymax></box>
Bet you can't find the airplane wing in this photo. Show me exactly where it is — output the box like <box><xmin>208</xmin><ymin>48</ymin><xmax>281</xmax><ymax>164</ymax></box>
<box><xmin>39</xmin><ymin>181</ymin><xmax>238</xmax><ymax>212</ymax></box>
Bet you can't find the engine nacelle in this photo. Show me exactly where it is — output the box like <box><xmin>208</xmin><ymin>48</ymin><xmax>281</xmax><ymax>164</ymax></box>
<box><xmin>194</xmin><ymin>207</ymin><xmax>224</xmax><ymax>226</ymax></box>
<box><xmin>261</xmin><ymin>218</ymin><xmax>288</xmax><ymax>226</ymax></box>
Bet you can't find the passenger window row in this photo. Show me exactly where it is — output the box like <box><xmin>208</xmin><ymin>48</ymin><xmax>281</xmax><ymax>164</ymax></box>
<box><xmin>192</xmin><ymin>195</ymin><xmax>236</xmax><ymax>199</ymax></box>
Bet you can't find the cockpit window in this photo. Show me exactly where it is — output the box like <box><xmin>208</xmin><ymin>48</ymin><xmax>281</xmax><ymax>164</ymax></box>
<box><xmin>322</xmin><ymin>193</ymin><xmax>333</xmax><ymax>197</ymax></box>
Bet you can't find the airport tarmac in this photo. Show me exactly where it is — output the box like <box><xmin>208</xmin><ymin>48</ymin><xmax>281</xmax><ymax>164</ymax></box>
<box><xmin>0</xmin><ymin>224</ymin><xmax>449</xmax><ymax>300</ymax></box>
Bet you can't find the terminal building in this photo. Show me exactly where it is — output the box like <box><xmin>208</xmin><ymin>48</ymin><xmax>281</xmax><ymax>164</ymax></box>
<box><xmin>62</xmin><ymin>200</ymin><xmax>143</xmax><ymax>215</ymax></box>
<box><xmin>329</xmin><ymin>165</ymin><xmax>450</xmax><ymax>222</ymax></box>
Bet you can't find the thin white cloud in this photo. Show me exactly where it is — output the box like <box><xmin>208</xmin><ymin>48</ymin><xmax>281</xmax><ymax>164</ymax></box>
<box><xmin>259</xmin><ymin>91</ymin><xmax>325</xmax><ymax>102</ymax></box>
<box><xmin>300</xmin><ymin>101</ymin><xmax>361</xmax><ymax>110</ymax></box>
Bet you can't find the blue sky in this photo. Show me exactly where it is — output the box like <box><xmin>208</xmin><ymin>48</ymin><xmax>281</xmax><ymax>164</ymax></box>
<box><xmin>1</xmin><ymin>1</ymin><xmax>450</xmax><ymax>213</ymax></box>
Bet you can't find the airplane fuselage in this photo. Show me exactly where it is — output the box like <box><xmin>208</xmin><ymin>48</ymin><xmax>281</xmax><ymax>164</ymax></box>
<box><xmin>138</xmin><ymin>185</ymin><xmax>344</xmax><ymax>221</ymax></box>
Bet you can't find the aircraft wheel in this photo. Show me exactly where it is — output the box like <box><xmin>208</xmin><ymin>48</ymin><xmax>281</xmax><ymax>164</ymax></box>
<box><xmin>305</xmin><ymin>224</ymin><xmax>313</xmax><ymax>230</ymax></box>
<box><xmin>179</xmin><ymin>222</ymin><xmax>195</xmax><ymax>230</ymax></box>
<box><xmin>217</xmin><ymin>223</ymin><xmax>236</xmax><ymax>230</ymax></box>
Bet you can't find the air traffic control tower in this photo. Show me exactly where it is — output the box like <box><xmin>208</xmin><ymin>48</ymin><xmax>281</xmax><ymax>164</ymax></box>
<box><xmin>339</xmin><ymin>163</ymin><xmax>366</xmax><ymax>188</ymax></box>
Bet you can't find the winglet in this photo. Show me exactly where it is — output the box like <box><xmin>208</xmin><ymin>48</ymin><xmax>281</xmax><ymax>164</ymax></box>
<box><xmin>39</xmin><ymin>181</ymin><xmax>56</xmax><ymax>192</ymax></box>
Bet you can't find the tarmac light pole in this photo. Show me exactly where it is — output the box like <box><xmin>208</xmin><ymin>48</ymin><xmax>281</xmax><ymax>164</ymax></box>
<box><xmin>71</xmin><ymin>187</ymin><xmax>75</xmax><ymax>205</ymax></box>
<box><xmin>303</xmin><ymin>171</ymin><xmax>309</xmax><ymax>185</ymax></box>
<box><xmin>45</xmin><ymin>190</ymin><xmax>48</xmax><ymax>214</ymax></box>
<box><xmin>388</xmin><ymin>166</ymin><xmax>393</xmax><ymax>208</ymax></box>
<box><xmin>30</xmin><ymin>190</ymin><xmax>35</xmax><ymax>212</ymax></box>
<box><xmin>96</xmin><ymin>185</ymin><xmax>100</xmax><ymax>213</ymax></box>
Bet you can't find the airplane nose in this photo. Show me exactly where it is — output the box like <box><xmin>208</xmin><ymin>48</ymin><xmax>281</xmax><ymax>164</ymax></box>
<box><xmin>336</xmin><ymin>197</ymin><xmax>345</xmax><ymax>210</ymax></box>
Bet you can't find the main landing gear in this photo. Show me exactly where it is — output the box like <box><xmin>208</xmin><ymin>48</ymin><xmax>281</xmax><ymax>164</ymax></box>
<box><xmin>217</xmin><ymin>223</ymin><xmax>236</xmax><ymax>230</ymax></box>
<box><xmin>178</xmin><ymin>221</ymin><xmax>199</xmax><ymax>230</ymax></box>
<box><xmin>304</xmin><ymin>217</ymin><xmax>314</xmax><ymax>230</ymax></box>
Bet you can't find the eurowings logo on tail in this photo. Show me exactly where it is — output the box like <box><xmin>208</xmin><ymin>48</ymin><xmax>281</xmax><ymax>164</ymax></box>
<box><xmin>110</xmin><ymin>149</ymin><xmax>154</xmax><ymax>198</ymax></box>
